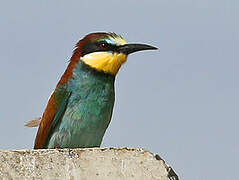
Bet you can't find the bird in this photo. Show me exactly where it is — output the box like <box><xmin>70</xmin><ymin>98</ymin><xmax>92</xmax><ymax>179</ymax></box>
<box><xmin>29</xmin><ymin>32</ymin><xmax>157</xmax><ymax>149</ymax></box>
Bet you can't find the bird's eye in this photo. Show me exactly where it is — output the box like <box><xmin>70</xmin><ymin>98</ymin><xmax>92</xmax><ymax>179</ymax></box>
<box><xmin>99</xmin><ymin>42</ymin><xmax>108</xmax><ymax>49</ymax></box>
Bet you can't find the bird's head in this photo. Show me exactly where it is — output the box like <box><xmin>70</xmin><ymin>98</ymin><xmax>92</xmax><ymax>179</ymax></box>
<box><xmin>75</xmin><ymin>32</ymin><xmax>157</xmax><ymax>75</ymax></box>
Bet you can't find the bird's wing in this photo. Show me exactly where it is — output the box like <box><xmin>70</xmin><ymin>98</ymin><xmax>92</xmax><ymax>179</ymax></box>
<box><xmin>34</xmin><ymin>89</ymin><xmax>71</xmax><ymax>149</ymax></box>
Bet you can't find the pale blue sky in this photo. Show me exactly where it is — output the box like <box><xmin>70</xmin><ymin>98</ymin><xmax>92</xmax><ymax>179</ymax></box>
<box><xmin>0</xmin><ymin>1</ymin><xmax>238</xmax><ymax>179</ymax></box>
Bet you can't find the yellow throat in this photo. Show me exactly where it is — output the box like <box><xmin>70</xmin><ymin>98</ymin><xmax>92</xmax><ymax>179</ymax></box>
<box><xmin>81</xmin><ymin>52</ymin><xmax>127</xmax><ymax>75</ymax></box>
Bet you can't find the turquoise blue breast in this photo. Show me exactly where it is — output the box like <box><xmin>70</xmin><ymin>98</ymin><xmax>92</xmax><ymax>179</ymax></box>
<box><xmin>45</xmin><ymin>61</ymin><xmax>115</xmax><ymax>148</ymax></box>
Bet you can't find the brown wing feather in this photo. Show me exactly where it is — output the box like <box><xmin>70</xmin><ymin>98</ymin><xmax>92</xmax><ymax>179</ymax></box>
<box><xmin>33</xmin><ymin>41</ymin><xmax>82</xmax><ymax>149</ymax></box>
<box><xmin>34</xmin><ymin>92</ymin><xmax>58</xmax><ymax>149</ymax></box>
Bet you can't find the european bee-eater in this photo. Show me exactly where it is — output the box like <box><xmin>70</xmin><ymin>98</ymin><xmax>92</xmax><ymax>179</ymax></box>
<box><xmin>31</xmin><ymin>32</ymin><xmax>157</xmax><ymax>149</ymax></box>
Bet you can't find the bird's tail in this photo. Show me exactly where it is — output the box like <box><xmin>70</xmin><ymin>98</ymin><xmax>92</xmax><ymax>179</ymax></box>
<box><xmin>25</xmin><ymin>117</ymin><xmax>41</xmax><ymax>127</ymax></box>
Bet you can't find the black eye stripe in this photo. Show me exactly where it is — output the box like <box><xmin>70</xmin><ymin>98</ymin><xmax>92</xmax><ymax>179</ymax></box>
<box><xmin>82</xmin><ymin>41</ymin><xmax>118</xmax><ymax>56</ymax></box>
<box><xmin>98</xmin><ymin>41</ymin><xmax>116</xmax><ymax>49</ymax></box>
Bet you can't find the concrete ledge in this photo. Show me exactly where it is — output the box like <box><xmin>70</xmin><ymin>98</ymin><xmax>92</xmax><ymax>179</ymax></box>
<box><xmin>0</xmin><ymin>148</ymin><xmax>179</xmax><ymax>180</ymax></box>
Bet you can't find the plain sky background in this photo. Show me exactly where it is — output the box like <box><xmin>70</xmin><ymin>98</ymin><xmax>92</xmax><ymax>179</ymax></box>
<box><xmin>0</xmin><ymin>0</ymin><xmax>238</xmax><ymax>179</ymax></box>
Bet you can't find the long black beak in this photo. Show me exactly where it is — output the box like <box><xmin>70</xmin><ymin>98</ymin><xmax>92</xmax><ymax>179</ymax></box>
<box><xmin>118</xmin><ymin>43</ymin><xmax>158</xmax><ymax>55</ymax></box>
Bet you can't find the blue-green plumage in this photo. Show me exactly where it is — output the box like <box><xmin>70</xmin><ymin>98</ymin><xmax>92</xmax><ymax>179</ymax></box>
<box><xmin>45</xmin><ymin>61</ymin><xmax>115</xmax><ymax>148</ymax></box>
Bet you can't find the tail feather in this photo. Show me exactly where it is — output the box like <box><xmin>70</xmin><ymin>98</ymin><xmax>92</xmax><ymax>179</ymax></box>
<box><xmin>25</xmin><ymin>117</ymin><xmax>41</xmax><ymax>127</ymax></box>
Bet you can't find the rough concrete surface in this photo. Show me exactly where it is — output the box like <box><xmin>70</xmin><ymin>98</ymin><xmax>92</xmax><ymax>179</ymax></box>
<box><xmin>0</xmin><ymin>148</ymin><xmax>179</xmax><ymax>180</ymax></box>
